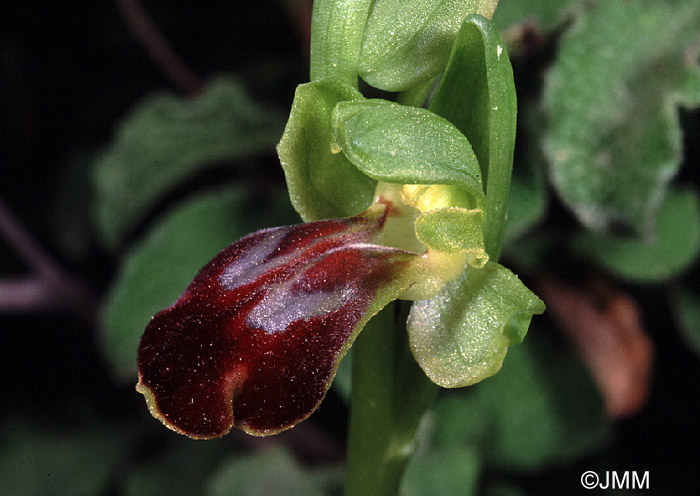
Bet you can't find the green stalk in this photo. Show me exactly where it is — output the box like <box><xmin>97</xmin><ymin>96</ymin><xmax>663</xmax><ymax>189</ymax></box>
<box><xmin>309</xmin><ymin>0</ymin><xmax>374</xmax><ymax>86</ymax></box>
<box><xmin>344</xmin><ymin>302</ymin><xmax>439</xmax><ymax>496</ymax></box>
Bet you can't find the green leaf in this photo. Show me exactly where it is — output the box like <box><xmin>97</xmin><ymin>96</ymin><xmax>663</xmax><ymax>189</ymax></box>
<box><xmin>401</xmin><ymin>444</ymin><xmax>481</xmax><ymax>496</ymax></box>
<box><xmin>52</xmin><ymin>151</ymin><xmax>98</xmax><ymax>259</ymax></box>
<box><xmin>0</xmin><ymin>422</ymin><xmax>131</xmax><ymax>496</ymax></box>
<box><xmin>358</xmin><ymin>0</ymin><xmax>498</xmax><ymax>91</ymax></box>
<box><xmin>277</xmin><ymin>78</ymin><xmax>375</xmax><ymax>222</ymax></box>
<box><xmin>414</xmin><ymin>207</ymin><xmax>488</xmax><ymax>267</ymax></box>
<box><xmin>483</xmin><ymin>483</ymin><xmax>528</xmax><ymax>496</ymax></box>
<box><xmin>493</xmin><ymin>0</ymin><xmax>582</xmax><ymax>32</ymax></box>
<box><xmin>205</xmin><ymin>447</ymin><xmax>343</xmax><ymax>496</ymax></box>
<box><xmin>573</xmin><ymin>188</ymin><xmax>700</xmax><ymax>283</ymax></box>
<box><xmin>407</xmin><ymin>261</ymin><xmax>545</xmax><ymax>388</ymax></box>
<box><xmin>431</xmin><ymin>329</ymin><xmax>611</xmax><ymax>470</ymax></box>
<box><xmin>332</xmin><ymin>100</ymin><xmax>484</xmax><ymax>204</ymax></box>
<box><xmin>504</xmin><ymin>157</ymin><xmax>547</xmax><ymax>244</ymax></box>
<box><xmin>124</xmin><ymin>436</ymin><xmax>229</xmax><ymax>496</ymax></box>
<box><xmin>429</xmin><ymin>14</ymin><xmax>517</xmax><ymax>259</ymax></box>
<box><xmin>671</xmin><ymin>286</ymin><xmax>700</xmax><ymax>358</ymax></box>
<box><xmin>101</xmin><ymin>187</ymin><xmax>295</xmax><ymax>382</ymax></box>
<box><xmin>504</xmin><ymin>109</ymin><xmax>549</xmax><ymax>245</ymax></box>
<box><xmin>93</xmin><ymin>78</ymin><xmax>283</xmax><ymax>247</ymax></box>
<box><xmin>542</xmin><ymin>0</ymin><xmax>700</xmax><ymax>235</ymax></box>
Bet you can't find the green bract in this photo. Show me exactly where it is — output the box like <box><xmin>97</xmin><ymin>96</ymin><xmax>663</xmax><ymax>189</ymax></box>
<box><xmin>332</xmin><ymin>100</ymin><xmax>485</xmax><ymax>205</ymax></box>
<box><xmin>430</xmin><ymin>14</ymin><xmax>517</xmax><ymax>259</ymax></box>
<box><xmin>310</xmin><ymin>0</ymin><xmax>374</xmax><ymax>85</ymax></box>
<box><xmin>277</xmin><ymin>78</ymin><xmax>376</xmax><ymax>221</ymax></box>
<box><xmin>359</xmin><ymin>0</ymin><xmax>498</xmax><ymax>91</ymax></box>
<box><xmin>407</xmin><ymin>262</ymin><xmax>545</xmax><ymax>388</ymax></box>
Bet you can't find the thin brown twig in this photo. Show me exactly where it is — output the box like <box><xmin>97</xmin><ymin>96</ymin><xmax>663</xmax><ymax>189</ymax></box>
<box><xmin>0</xmin><ymin>199</ymin><xmax>98</xmax><ymax>322</ymax></box>
<box><xmin>115</xmin><ymin>0</ymin><xmax>203</xmax><ymax>96</ymax></box>
<box><xmin>0</xmin><ymin>198</ymin><xmax>60</xmax><ymax>278</ymax></box>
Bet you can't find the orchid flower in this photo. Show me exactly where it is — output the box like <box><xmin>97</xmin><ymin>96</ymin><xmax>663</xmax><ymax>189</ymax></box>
<box><xmin>136</xmin><ymin>11</ymin><xmax>545</xmax><ymax>447</ymax></box>
<box><xmin>137</xmin><ymin>183</ymin><xmax>475</xmax><ymax>437</ymax></box>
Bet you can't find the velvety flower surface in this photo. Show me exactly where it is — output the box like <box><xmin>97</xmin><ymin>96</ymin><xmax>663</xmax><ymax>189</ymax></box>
<box><xmin>137</xmin><ymin>207</ymin><xmax>416</xmax><ymax>438</ymax></box>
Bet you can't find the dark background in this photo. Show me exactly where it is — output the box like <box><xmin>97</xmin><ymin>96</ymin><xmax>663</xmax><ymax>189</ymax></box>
<box><xmin>1</xmin><ymin>2</ymin><xmax>698</xmax><ymax>495</ymax></box>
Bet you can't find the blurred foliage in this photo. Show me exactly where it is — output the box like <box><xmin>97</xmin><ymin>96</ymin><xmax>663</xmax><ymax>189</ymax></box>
<box><xmin>93</xmin><ymin>79</ymin><xmax>285</xmax><ymax>248</ymax></box>
<box><xmin>573</xmin><ymin>187</ymin><xmax>700</xmax><ymax>283</ymax></box>
<box><xmin>1</xmin><ymin>0</ymin><xmax>699</xmax><ymax>495</ymax></box>
<box><xmin>542</xmin><ymin>0</ymin><xmax>700</xmax><ymax>236</ymax></box>
<box><xmin>205</xmin><ymin>447</ymin><xmax>344</xmax><ymax>496</ymax></box>
<box><xmin>0</xmin><ymin>422</ymin><xmax>133</xmax><ymax>496</ymax></box>
<box><xmin>672</xmin><ymin>286</ymin><xmax>700</xmax><ymax>358</ymax></box>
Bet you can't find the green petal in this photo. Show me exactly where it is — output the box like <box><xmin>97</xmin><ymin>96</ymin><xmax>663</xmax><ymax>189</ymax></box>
<box><xmin>277</xmin><ymin>78</ymin><xmax>376</xmax><ymax>221</ymax></box>
<box><xmin>407</xmin><ymin>262</ymin><xmax>545</xmax><ymax>388</ymax></box>
<box><xmin>414</xmin><ymin>207</ymin><xmax>488</xmax><ymax>267</ymax></box>
<box><xmin>332</xmin><ymin>100</ymin><xmax>484</xmax><ymax>205</ymax></box>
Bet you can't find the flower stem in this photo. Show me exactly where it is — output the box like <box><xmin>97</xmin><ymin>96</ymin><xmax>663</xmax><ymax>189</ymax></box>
<box><xmin>344</xmin><ymin>302</ymin><xmax>439</xmax><ymax>496</ymax></box>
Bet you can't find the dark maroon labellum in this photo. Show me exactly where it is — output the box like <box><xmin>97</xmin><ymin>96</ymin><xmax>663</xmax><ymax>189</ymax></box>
<box><xmin>137</xmin><ymin>210</ymin><xmax>413</xmax><ymax>437</ymax></box>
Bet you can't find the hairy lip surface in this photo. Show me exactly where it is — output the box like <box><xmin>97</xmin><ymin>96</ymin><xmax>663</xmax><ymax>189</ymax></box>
<box><xmin>137</xmin><ymin>213</ymin><xmax>413</xmax><ymax>438</ymax></box>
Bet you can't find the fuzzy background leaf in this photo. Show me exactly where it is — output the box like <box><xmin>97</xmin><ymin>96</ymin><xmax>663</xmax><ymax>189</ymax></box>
<box><xmin>493</xmin><ymin>0</ymin><xmax>581</xmax><ymax>32</ymax></box>
<box><xmin>504</xmin><ymin>109</ymin><xmax>549</xmax><ymax>244</ymax></box>
<box><xmin>401</xmin><ymin>444</ymin><xmax>481</xmax><ymax>496</ymax></box>
<box><xmin>543</xmin><ymin>0</ymin><xmax>700</xmax><ymax>235</ymax></box>
<box><xmin>52</xmin><ymin>152</ymin><xmax>98</xmax><ymax>259</ymax></box>
<box><xmin>101</xmin><ymin>187</ymin><xmax>296</xmax><ymax>381</ymax></box>
<box><xmin>205</xmin><ymin>447</ymin><xmax>342</xmax><ymax>496</ymax></box>
<box><xmin>277</xmin><ymin>78</ymin><xmax>375</xmax><ymax>221</ymax></box>
<box><xmin>573</xmin><ymin>188</ymin><xmax>700</xmax><ymax>283</ymax></box>
<box><xmin>430</xmin><ymin>329</ymin><xmax>611</xmax><ymax>471</ymax></box>
<box><xmin>407</xmin><ymin>262</ymin><xmax>545</xmax><ymax>388</ymax></box>
<box><xmin>93</xmin><ymin>79</ymin><xmax>284</xmax><ymax>247</ymax></box>
<box><xmin>672</xmin><ymin>286</ymin><xmax>700</xmax><ymax>358</ymax></box>
<box><xmin>0</xmin><ymin>422</ymin><xmax>132</xmax><ymax>496</ymax></box>
<box><xmin>124</xmin><ymin>437</ymin><xmax>231</xmax><ymax>496</ymax></box>
<box><xmin>504</xmin><ymin>157</ymin><xmax>547</xmax><ymax>244</ymax></box>
<box><xmin>358</xmin><ymin>0</ymin><xmax>498</xmax><ymax>91</ymax></box>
